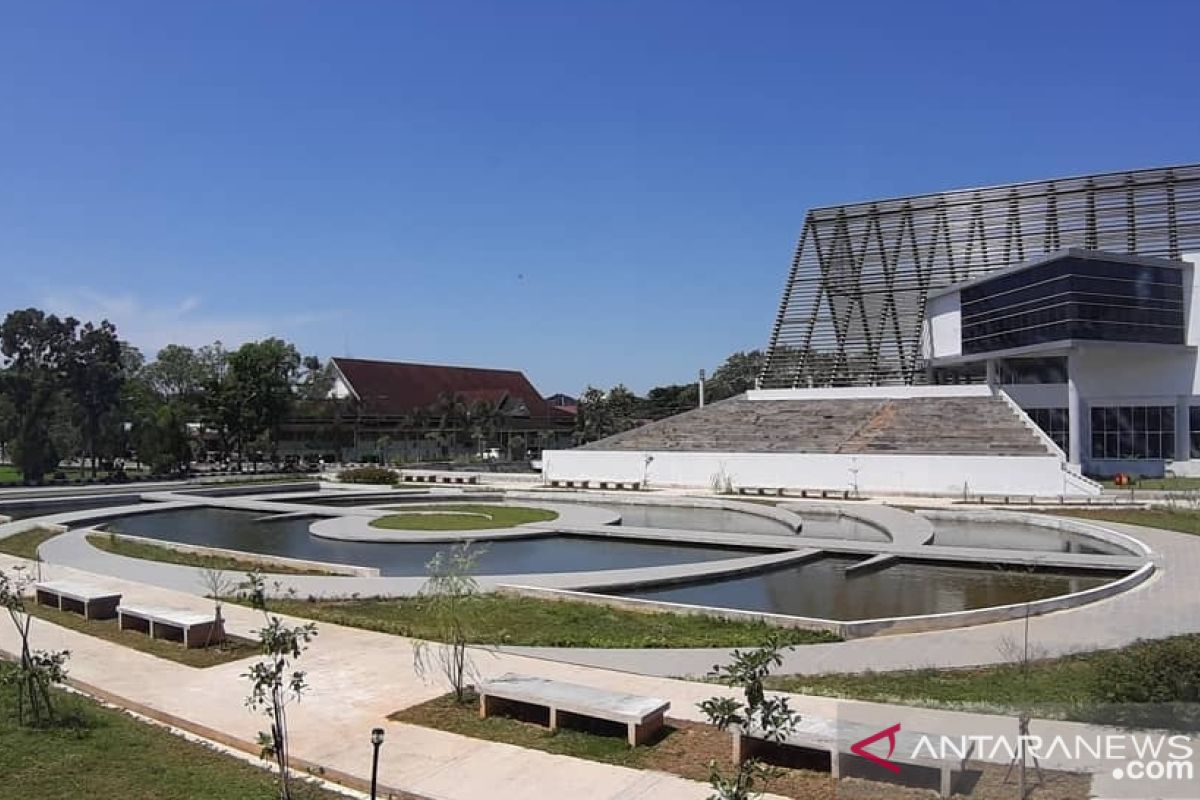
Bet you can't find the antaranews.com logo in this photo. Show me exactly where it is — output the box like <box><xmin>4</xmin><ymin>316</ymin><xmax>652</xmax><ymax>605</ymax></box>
<box><xmin>837</xmin><ymin>705</ymin><xmax>1198</xmax><ymax>799</ymax></box>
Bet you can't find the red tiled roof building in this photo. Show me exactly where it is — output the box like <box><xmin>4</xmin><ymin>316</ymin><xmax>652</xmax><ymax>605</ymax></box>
<box><xmin>281</xmin><ymin>357</ymin><xmax>574</xmax><ymax>463</ymax></box>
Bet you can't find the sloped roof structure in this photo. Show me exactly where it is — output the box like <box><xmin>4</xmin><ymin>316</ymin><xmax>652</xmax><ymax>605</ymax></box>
<box><xmin>330</xmin><ymin>357</ymin><xmax>561</xmax><ymax>418</ymax></box>
<box><xmin>760</xmin><ymin>163</ymin><xmax>1200</xmax><ymax>388</ymax></box>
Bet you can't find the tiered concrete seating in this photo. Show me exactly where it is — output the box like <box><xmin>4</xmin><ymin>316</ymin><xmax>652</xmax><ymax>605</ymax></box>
<box><xmin>581</xmin><ymin>395</ymin><xmax>1053</xmax><ymax>457</ymax></box>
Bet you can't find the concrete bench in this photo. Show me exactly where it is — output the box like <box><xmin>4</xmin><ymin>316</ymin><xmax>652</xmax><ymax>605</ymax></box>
<box><xmin>548</xmin><ymin>479</ymin><xmax>641</xmax><ymax>491</ymax></box>
<box><xmin>478</xmin><ymin>673</ymin><xmax>669</xmax><ymax>747</ymax></box>
<box><xmin>733</xmin><ymin>719</ymin><xmax>971</xmax><ymax>798</ymax></box>
<box><xmin>117</xmin><ymin>603</ymin><xmax>224</xmax><ymax>648</ymax></box>
<box><xmin>35</xmin><ymin>580</ymin><xmax>122</xmax><ymax>620</ymax></box>
<box><xmin>736</xmin><ymin>486</ymin><xmax>787</xmax><ymax>497</ymax></box>
<box><xmin>401</xmin><ymin>472</ymin><xmax>480</xmax><ymax>485</ymax></box>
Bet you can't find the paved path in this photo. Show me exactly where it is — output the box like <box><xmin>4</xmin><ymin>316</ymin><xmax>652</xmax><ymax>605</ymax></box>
<box><xmin>2</xmin><ymin>553</ymin><xmax>1195</xmax><ymax>799</ymax></box>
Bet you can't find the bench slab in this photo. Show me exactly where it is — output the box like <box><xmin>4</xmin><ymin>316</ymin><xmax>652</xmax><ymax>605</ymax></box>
<box><xmin>478</xmin><ymin>673</ymin><xmax>669</xmax><ymax>746</ymax></box>
<box><xmin>117</xmin><ymin>604</ymin><xmax>223</xmax><ymax>648</ymax></box>
<box><xmin>35</xmin><ymin>580</ymin><xmax>123</xmax><ymax>620</ymax></box>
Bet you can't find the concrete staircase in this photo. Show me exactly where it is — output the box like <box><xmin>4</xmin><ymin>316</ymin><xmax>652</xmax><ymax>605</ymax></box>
<box><xmin>581</xmin><ymin>394</ymin><xmax>1056</xmax><ymax>457</ymax></box>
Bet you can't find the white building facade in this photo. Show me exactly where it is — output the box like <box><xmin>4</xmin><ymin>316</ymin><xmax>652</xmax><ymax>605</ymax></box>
<box><xmin>924</xmin><ymin>248</ymin><xmax>1200</xmax><ymax>477</ymax></box>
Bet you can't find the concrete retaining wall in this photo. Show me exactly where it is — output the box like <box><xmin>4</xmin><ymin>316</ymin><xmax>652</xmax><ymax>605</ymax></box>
<box><xmin>542</xmin><ymin>449</ymin><xmax>1093</xmax><ymax>497</ymax></box>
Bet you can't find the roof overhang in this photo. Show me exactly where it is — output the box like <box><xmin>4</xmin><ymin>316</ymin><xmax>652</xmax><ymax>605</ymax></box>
<box><xmin>928</xmin><ymin>338</ymin><xmax>1196</xmax><ymax>367</ymax></box>
<box><xmin>928</xmin><ymin>247</ymin><xmax>1190</xmax><ymax>301</ymax></box>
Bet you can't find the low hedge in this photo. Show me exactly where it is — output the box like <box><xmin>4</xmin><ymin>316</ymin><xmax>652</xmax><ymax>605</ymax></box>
<box><xmin>1089</xmin><ymin>635</ymin><xmax>1200</xmax><ymax>705</ymax></box>
<box><xmin>337</xmin><ymin>466</ymin><xmax>399</xmax><ymax>485</ymax></box>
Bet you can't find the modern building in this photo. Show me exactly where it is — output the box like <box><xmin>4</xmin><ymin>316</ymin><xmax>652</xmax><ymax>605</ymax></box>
<box><xmin>280</xmin><ymin>357</ymin><xmax>575</xmax><ymax>462</ymax></box>
<box><xmin>547</xmin><ymin>164</ymin><xmax>1200</xmax><ymax>492</ymax></box>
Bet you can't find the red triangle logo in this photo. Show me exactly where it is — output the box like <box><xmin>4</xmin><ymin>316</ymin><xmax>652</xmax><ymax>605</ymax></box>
<box><xmin>850</xmin><ymin>723</ymin><xmax>902</xmax><ymax>774</ymax></box>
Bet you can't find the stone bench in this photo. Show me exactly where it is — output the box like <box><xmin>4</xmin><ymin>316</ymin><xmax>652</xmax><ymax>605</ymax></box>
<box><xmin>548</xmin><ymin>479</ymin><xmax>640</xmax><ymax>491</ymax></box>
<box><xmin>35</xmin><ymin>580</ymin><xmax>122</xmax><ymax>620</ymax></box>
<box><xmin>733</xmin><ymin>720</ymin><xmax>972</xmax><ymax>798</ymax></box>
<box><xmin>478</xmin><ymin>673</ymin><xmax>669</xmax><ymax>747</ymax></box>
<box><xmin>735</xmin><ymin>486</ymin><xmax>787</xmax><ymax>497</ymax></box>
<box><xmin>117</xmin><ymin>603</ymin><xmax>224</xmax><ymax>648</ymax></box>
<box><xmin>401</xmin><ymin>473</ymin><xmax>480</xmax><ymax>485</ymax></box>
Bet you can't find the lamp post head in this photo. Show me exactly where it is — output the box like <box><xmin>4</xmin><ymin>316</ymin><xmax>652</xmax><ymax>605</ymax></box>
<box><xmin>371</xmin><ymin>727</ymin><xmax>385</xmax><ymax>747</ymax></box>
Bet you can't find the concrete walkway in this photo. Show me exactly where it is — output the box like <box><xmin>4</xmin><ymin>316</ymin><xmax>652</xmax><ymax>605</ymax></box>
<box><xmin>2</xmin><ymin>553</ymin><xmax>1195</xmax><ymax>799</ymax></box>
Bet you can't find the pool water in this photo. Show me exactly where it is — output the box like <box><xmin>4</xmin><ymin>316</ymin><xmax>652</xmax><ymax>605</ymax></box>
<box><xmin>0</xmin><ymin>494</ymin><xmax>148</xmax><ymax>520</ymax></box>
<box><xmin>610</xmin><ymin>557</ymin><xmax>1118</xmax><ymax>620</ymax></box>
<box><xmin>605</xmin><ymin>504</ymin><xmax>796</xmax><ymax>536</ymax></box>
<box><xmin>101</xmin><ymin>507</ymin><xmax>771</xmax><ymax>577</ymax></box>
<box><xmin>930</xmin><ymin>520</ymin><xmax>1130</xmax><ymax>555</ymax></box>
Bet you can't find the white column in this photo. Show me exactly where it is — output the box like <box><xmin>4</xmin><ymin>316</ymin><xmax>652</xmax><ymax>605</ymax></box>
<box><xmin>1067</xmin><ymin>353</ymin><xmax>1083</xmax><ymax>466</ymax></box>
<box><xmin>1176</xmin><ymin>395</ymin><xmax>1190</xmax><ymax>462</ymax></box>
<box><xmin>985</xmin><ymin>359</ymin><xmax>998</xmax><ymax>388</ymax></box>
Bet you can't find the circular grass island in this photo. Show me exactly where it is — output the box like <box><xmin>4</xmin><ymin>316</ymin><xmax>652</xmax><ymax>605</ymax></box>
<box><xmin>368</xmin><ymin>504</ymin><xmax>559</xmax><ymax>531</ymax></box>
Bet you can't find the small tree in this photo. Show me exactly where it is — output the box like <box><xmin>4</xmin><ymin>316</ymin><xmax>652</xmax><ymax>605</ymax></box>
<box><xmin>507</xmin><ymin>434</ymin><xmax>526</xmax><ymax>462</ymax></box>
<box><xmin>412</xmin><ymin>541</ymin><xmax>485</xmax><ymax>703</ymax></box>
<box><xmin>240</xmin><ymin>572</ymin><xmax>318</xmax><ymax>800</ymax></box>
<box><xmin>0</xmin><ymin>567</ymin><xmax>70</xmax><ymax>726</ymax></box>
<box><xmin>698</xmin><ymin>637</ymin><xmax>799</xmax><ymax>800</ymax></box>
<box><xmin>199</xmin><ymin>567</ymin><xmax>235</xmax><ymax>648</ymax></box>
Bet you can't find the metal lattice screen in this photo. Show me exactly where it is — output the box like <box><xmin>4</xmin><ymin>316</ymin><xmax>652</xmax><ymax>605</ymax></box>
<box><xmin>759</xmin><ymin>164</ymin><xmax>1200</xmax><ymax>388</ymax></box>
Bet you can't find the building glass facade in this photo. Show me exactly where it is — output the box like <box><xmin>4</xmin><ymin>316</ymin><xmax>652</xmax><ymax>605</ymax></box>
<box><xmin>761</xmin><ymin>164</ymin><xmax>1200</xmax><ymax>387</ymax></box>
<box><xmin>960</xmin><ymin>256</ymin><xmax>1184</xmax><ymax>354</ymax></box>
<box><xmin>1027</xmin><ymin>407</ymin><xmax>1070</xmax><ymax>453</ymax></box>
<box><xmin>1090</xmin><ymin>405</ymin><xmax>1175</xmax><ymax>461</ymax></box>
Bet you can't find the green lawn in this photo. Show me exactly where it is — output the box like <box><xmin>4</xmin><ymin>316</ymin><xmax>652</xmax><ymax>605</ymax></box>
<box><xmin>0</xmin><ymin>664</ymin><xmax>345</xmax><ymax>800</ymax></box>
<box><xmin>87</xmin><ymin>532</ymin><xmax>341</xmax><ymax>576</ymax></box>
<box><xmin>0</xmin><ymin>465</ymin><xmax>152</xmax><ymax>484</ymax></box>
<box><xmin>260</xmin><ymin>595</ymin><xmax>840</xmax><ymax>648</ymax></box>
<box><xmin>1045</xmin><ymin>507</ymin><xmax>1200</xmax><ymax>536</ymax></box>
<box><xmin>1100</xmin><ymin>475</ymin><xmax>1200</xmax><ymax>490</ymax></box>
<box><xmin>27</xmin><ymin>604</ymin><xmax>258</xmax><ymax>668</ymax></box>
<box><xmin>767</xmin><ymin>634</ymin><xmax>1200</xmax><ymax>729</ymax></box>
<box><xmin>370</xmin><ymin>504</ymin><xmax>558</xmax><ymax>531</ymax></box>
<box><xmin>0</xmin><ymin>527</ymin><xmax>61</xmax><ymax>560</ymax></box>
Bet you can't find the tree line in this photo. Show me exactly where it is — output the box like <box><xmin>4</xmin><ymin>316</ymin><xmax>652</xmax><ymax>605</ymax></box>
<box><xmin>573</xmin><ymin>350</ymin><xmax>765</xmax><ymax>443</ymax></box>
<box><xmin>0</xmin><ymin>308</ymin><xmax>328</xmax><ymax>482</ymax></box>
<box><xmin>0</xmin><ymin>305</ymin><xmax>772</xmax><ymax>479</ymax></box>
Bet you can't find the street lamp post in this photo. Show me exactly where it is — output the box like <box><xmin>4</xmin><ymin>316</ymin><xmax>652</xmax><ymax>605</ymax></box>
<box><xmin>370</xmin><ymin>727</ymin><xmax>385</xmax><ymax>799</ymax></box>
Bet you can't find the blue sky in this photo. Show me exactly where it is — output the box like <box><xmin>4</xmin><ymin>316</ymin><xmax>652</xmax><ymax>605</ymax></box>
<box><xmin>2</xmin><ymin>1</ymin><xmax>1199</xmax><ymax>394</ymax></box>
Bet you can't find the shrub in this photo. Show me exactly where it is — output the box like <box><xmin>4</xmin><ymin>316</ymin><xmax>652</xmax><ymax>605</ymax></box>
<box><xmin>1089</xmin><ymin>636</ymin><xmax>1200</xmax><ymax>704</ymax></box>
<box><xmin>337</xmin><ymin>466</ymin><xmax>398</xmax><ymax>485</ymax></box>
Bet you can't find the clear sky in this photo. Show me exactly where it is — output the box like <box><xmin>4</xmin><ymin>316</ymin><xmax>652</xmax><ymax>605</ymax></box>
<box><xmin>2</xmin><ymin>1</ymin><xmax>1198</xmax><ymax>395</ymax></box>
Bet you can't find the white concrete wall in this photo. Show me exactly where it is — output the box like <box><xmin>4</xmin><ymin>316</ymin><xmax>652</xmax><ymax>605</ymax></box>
<box><xmin>923</xmin><ymin>291</ymin><xmax>962</xmax><ymax>359</ymax></box>
<box><xmin>543</xmin><ymin>449</ymin><xmax>1090</xmax><ymax>496</ymax></box>
<box><xmin>1184</xmin><ymin>252</ymin><xmax>1200</xmax><ymax>346</ymax></box>
<box><xmin>1003</xmin><ymin>383</ymin><xmax>1068</xmax><ymax>409</ymax></box>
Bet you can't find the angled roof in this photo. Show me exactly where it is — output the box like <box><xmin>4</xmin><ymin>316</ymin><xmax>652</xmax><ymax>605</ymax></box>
<box><xmin>330</xmin><ymin>357</ymin><xmax>559</xmax><ymax>418</ymax></box>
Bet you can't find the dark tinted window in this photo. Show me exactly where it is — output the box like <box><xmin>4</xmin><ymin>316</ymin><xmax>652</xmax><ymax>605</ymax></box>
<box><xmin>961</xmin><ymin>257</ymin><xmax>1184</xmax><ymax>355</ymax></box>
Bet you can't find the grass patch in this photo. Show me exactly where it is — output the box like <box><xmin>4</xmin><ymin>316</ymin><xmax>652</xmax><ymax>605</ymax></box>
<box><xmin>0</xmin><ymin>663</ymin><xmax>345</xmax><ymax>800</ymax></box>
<box><xmin>26</xmin><ymin>604</ymin><xmax>258</xmax><ymax>668</ymax></box>
<box><xmin>766</xmin><ymin>634</ymin><xmax>1200</xmax><ymax>730</ymax></box>
<box><xmin>393</xmin><ymin>692</ymin><xmax>1091</xmax><ymax>800</ymax></box>
<box><xmin>768</xmin><ymin>659</ymin><xmax>1095</xmax><ymax>712</ymax></box>
<box><xmin>1100</xmin><ymin>475</ymin><xmax>1200</xmax><ymax>490</ymax></box>
<box><xmin>370</xmin><ymin>504</ymin><xmax>558</xmax><ymax>531</ymax></box>
<box><xmin>86</xmin><ymin>532</ymin><xmax>341</xmax><ymax>576</ymax></box>
<box><xmin>0</xmin><ymin>527</ymin><xmax>61</xmax><ymax>560</ymax></box>
<box><xmin>259</xmin><ymin>595</ymin><xmax>841</xmax><ymax>648</ymax></box>
<box><xmin>1042</xmin><ymin>507</ymin><xmax>1200</xmax><ymax>536</ymax></box>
